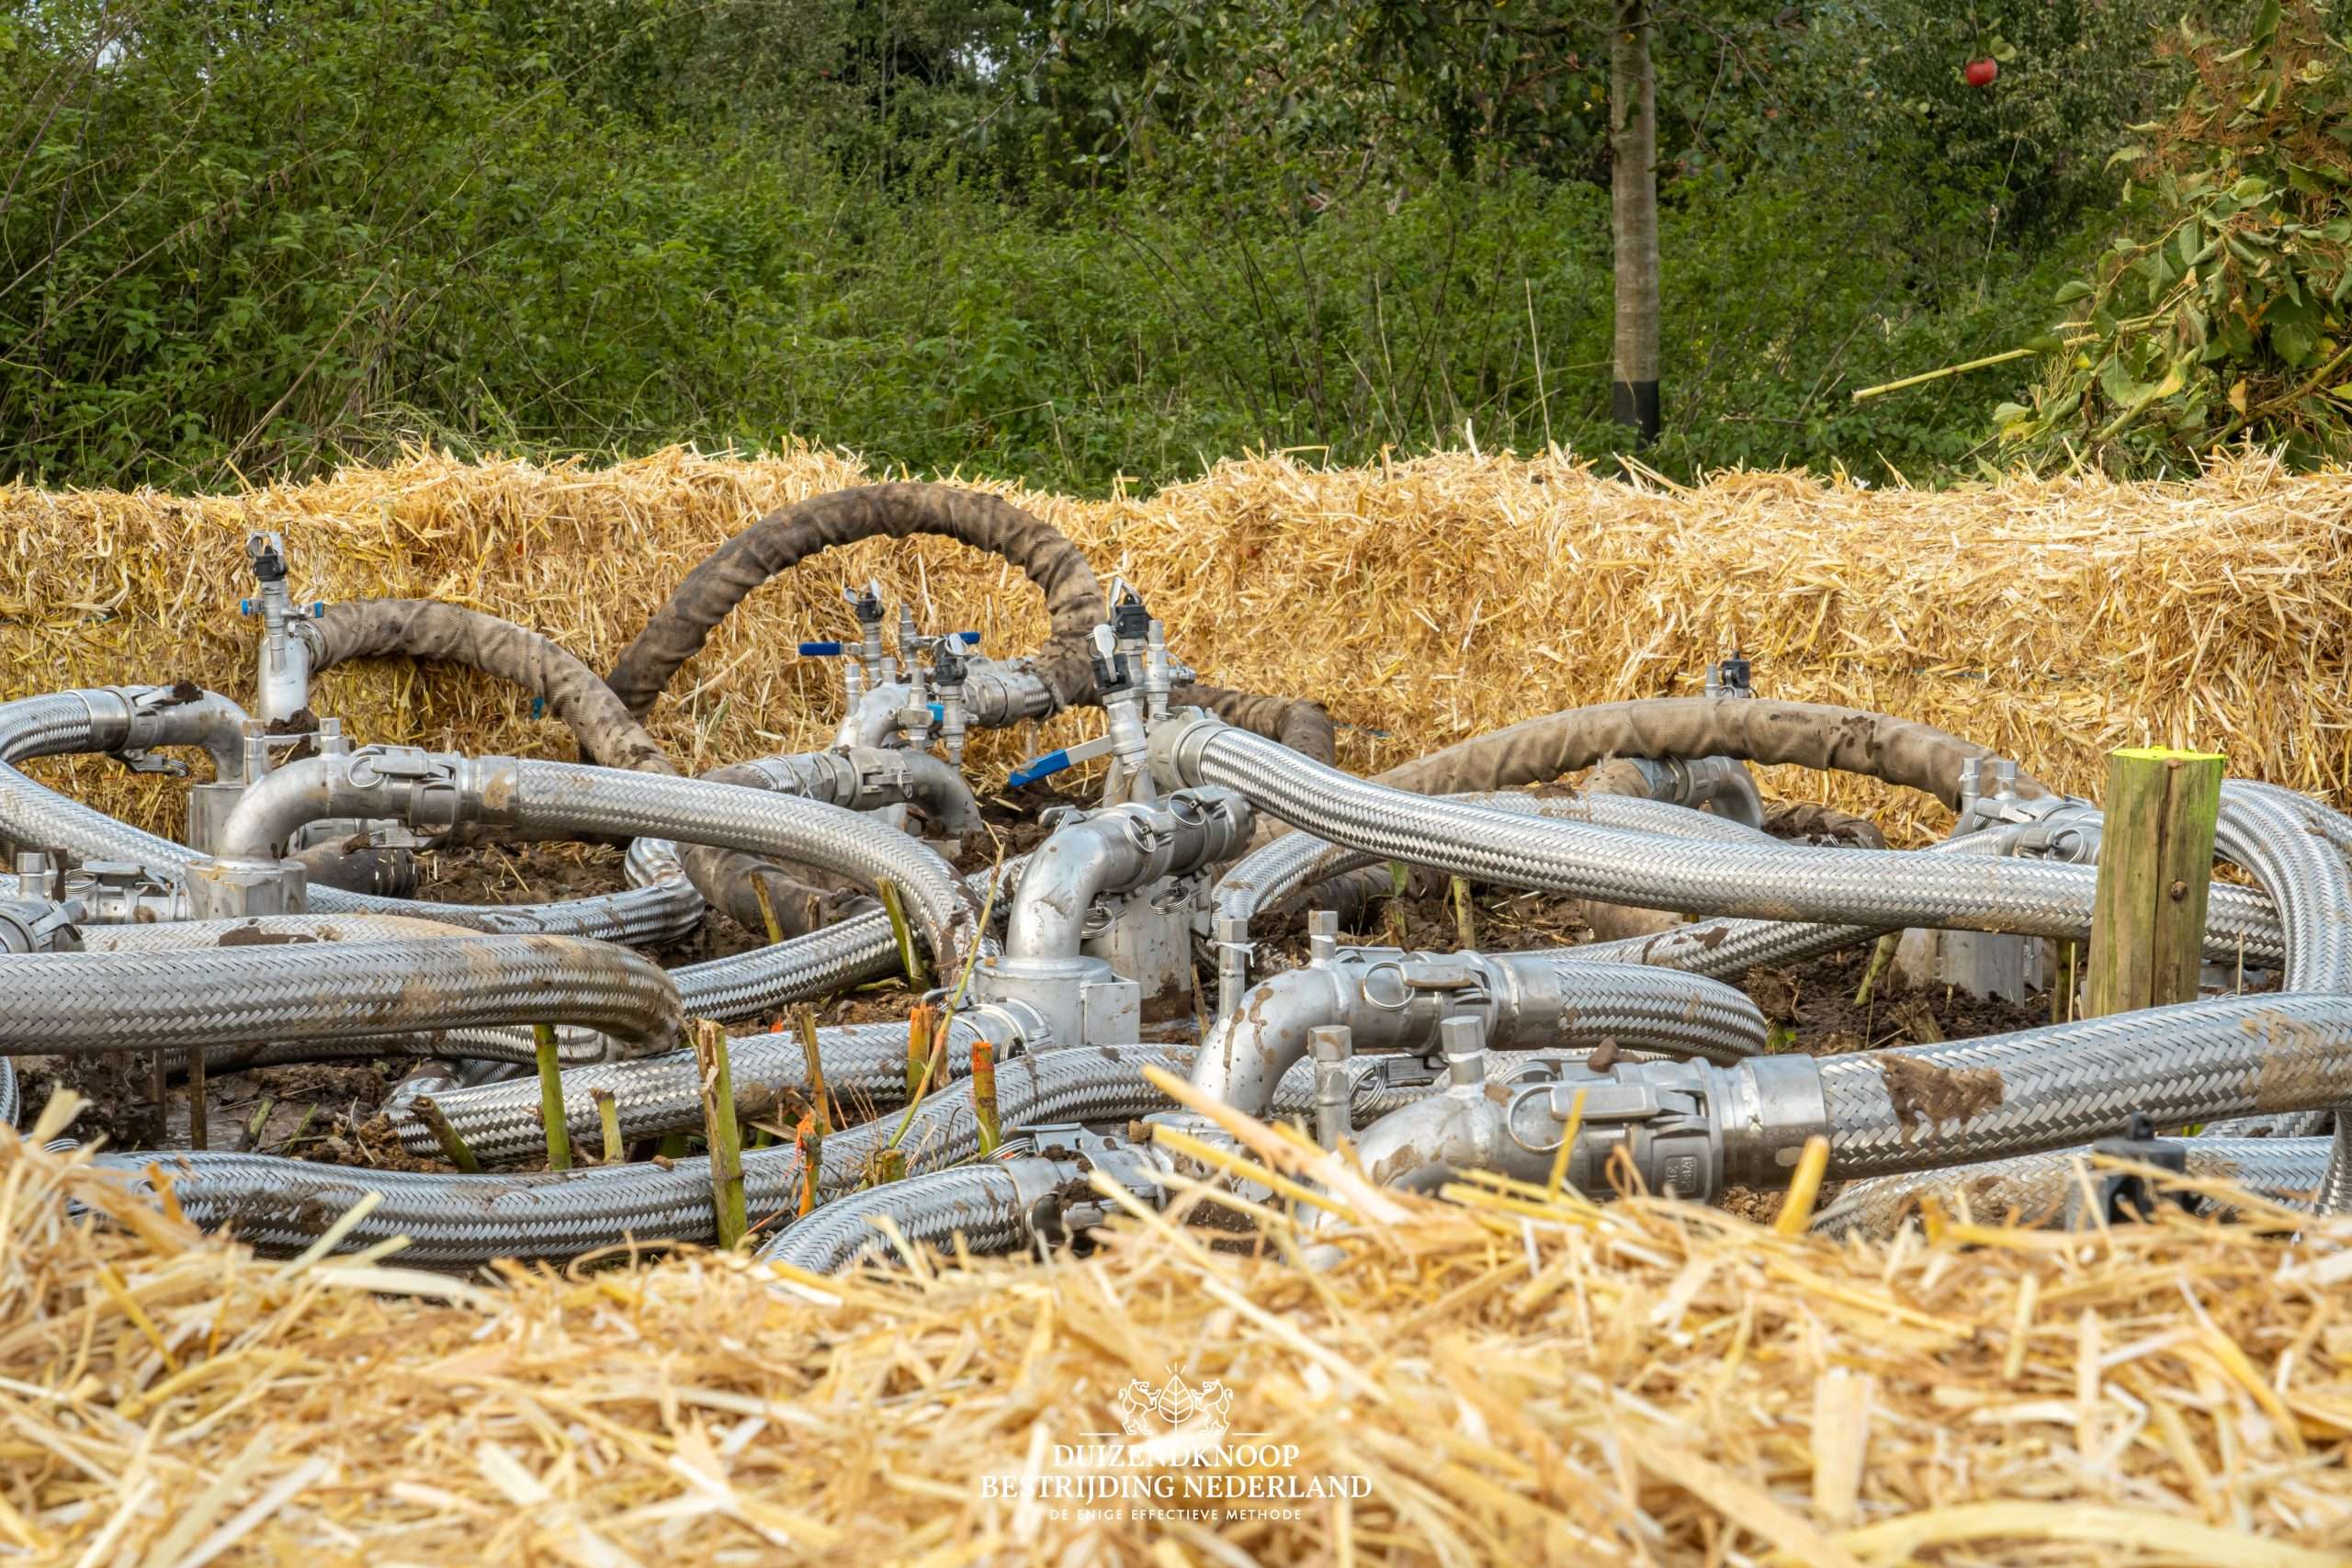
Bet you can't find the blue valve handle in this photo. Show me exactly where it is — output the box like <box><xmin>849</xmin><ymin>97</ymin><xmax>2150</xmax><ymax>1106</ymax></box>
<box><xmin>957</xmin><ymin>630</ymin><xmax>981</xmax><ymax>646</ymax></box>
<box><xmin>928</xmin><ymin>703</ymin><xmax>944</xmax><ymax>723</ymax></box>
<box><xmin>1006</xmin><ymin>749</ymin><xmax>1072</xmax><ymax>789</ymax></box>
<box><xmin>797</xmin><ymin>640</ymin><xmax>845</xmax><ymax>657</ymax></box>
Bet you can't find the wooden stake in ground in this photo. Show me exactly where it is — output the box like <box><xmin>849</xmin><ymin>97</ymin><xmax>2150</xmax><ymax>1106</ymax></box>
<box><xmin>694</xmin><ymin>1019</ymin><xmax>749</xmax><ymax>1248</ymax></box>
<box><xmin>532</xmin><ymin>1022</ymin><xmax>571</xmax><ymax>1170</ymax></box>
<box><xmin>2087</xmin><ymin>746</ymin><xmax>2224</xmax><ymax>1017</ymax></box>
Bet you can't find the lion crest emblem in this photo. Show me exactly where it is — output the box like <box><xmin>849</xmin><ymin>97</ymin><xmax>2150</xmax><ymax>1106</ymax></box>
<box><xmin>1114</xmin><ymin>1369</ymin><xmax>1234</xmax><ymax>1439</ymax></box>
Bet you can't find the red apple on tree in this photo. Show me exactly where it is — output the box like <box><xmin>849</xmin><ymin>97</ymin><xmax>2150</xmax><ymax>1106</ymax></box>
<box><xmin>1965</xmin><ymin>58</ymin><xmax>1998</xmax><ymax>88</ymax></box>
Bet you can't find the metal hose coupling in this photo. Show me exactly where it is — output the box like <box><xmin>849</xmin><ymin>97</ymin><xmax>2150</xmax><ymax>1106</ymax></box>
<box><xmin>1195</xmin><ymin>942</ymin><xmax>1768</xmax><ymax>1119</ymax></box>
<box><xmin>1355</xmin><ymin>1050</ymin><xmax>1825</xmax><ymax>1202</ymax></box>
<box><xmin>967</xmin><ymin>786</ymin><xmax>1254</xmax><ymax>1044</ymax></box>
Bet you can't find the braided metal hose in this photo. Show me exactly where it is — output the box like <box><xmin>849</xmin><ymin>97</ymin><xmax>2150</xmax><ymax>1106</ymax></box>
<box><xmin>1170</xmin><ymin>718</ymin><xmax>2287</xmax><ymax>969</ymax></box>
<box><xmin>0</xmin><ymin>691</ymin><xmax>703</xmax><ymax>942</ymax></box>
<box><xmin>1163</xmin><ymin>718</ymin><xmax>2291</xmax><ymax>948</ymax></box>
<box><xmin>96</xmin><ymin>1045</ymin><xmax>1191</xmax><ymax>1264</ymax></box>
<box><xmin>0</xmin><ymin>936</ymin><xmax>682</xmax><ymax>1057</ymax></box>
<box><xmin>396</xmin><ymin>1018</ymin><xmax>987</xmax><ymax>1164</ymax></box>
<box><xmin>1773</xmin><ymin>785</ymin><xmax>2352</xmax><ymax>1219</ymax></box>
<box><xmin>0</xmin><ymin>1058</ymin><xmax>17</xmax><ymax>1131</ymax></box>
<box><xmin>758</xmin><ymin>1167</ymin><xmax>1029</xmax><ymax>1274</ymax></box>
<box><xmin>1815</xmin><ymin>1137</ymin><xmax>2334</xmax><ymax>1240</ymax></box>
<box><xmin>1805</xmin><ymin>993</ymin><xmax>2352</xmax><ymax>1179</ymax></box>
<box><xmin>1209</xmin><ymin>788</ymin><xmax>1773</xmax><ymax>931</ymax></box>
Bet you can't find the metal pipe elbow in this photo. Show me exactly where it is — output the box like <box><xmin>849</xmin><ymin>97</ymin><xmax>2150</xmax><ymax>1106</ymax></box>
<box><xmin>1348</xmin><ymin>1089</ymin><xmax>1521</xmax><ymax>1195</ymax></box>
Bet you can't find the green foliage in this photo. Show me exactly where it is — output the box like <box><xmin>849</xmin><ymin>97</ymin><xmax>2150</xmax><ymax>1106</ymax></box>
<box><xmin>0</xmin><ymin>0</ymin><xmax>2236</xmax><ymax>492</ymax></box>
<box><xmin>1998</xmin><ymin>0</ymin><xmax>2352</xmax><ymax>470</ymax></box>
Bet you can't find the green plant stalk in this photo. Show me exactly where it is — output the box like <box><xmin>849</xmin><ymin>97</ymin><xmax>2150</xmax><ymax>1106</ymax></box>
<box><xmin>905</xmin><ymin>1003</ymin><xmax>935</xmax><ymax>1102</ymax></box>
<box><xmin>533</xmin><ymin>1021</ymin><xmax>571</xmax><ymax>1171</ymax></box>
<box><xmin>1451</xmin><ymin>874</ymin><xmax>1476</xmax><ymax>951</ymax></box>
<box><xmin>748</xmin><ymin>873</ymin><xmax>786</xmax><ymax>945</ymax></box>
<box><xmin>243</xmin><ymin>1093</ymin><xmax>275</xmax><ymax>1153</ymax></box>
<box><xmin>876</xmin><ymin>880</ymin><xmax>929</xmax><ymax>987</ymax></box>
<box><xmin>412</xmin><ymin>1094</ymin><xmax>482</xmax><ymax>1173</ymax></box>
<box><xmin>593</xmin><ymin>1087</ymin><xmax>623</xmax><ymax>1166</ymax></box>
<box><xmin>695</xmin><ymin>1019</ymin><xmax>750</xmax><ymax>1248</ymax></box>
<box><xmin>871</xmin><ymin>1146</ymin><xmax>907</xmax><ymax>1186</ymax></box>
<box><xmin>1853</xmin><ymin>932</ymin><xmax>1900</xmax><ymax>1008</ymax></box>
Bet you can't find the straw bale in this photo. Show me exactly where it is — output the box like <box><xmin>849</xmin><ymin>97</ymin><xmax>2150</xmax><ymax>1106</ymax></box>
<box><xmin>3</xmin><ymin>445</ymin><xmax>2346</xmax><ymax>841</ymax></box>
<box><xmin>1</xmin><ymin>1111</ymin><xmax>2346</xmax><ymax>1563</ymax></box>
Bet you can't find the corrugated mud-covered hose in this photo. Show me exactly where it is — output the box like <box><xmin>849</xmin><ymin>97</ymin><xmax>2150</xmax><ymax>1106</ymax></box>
<box><xmin>606</xmin><ymin>483</ymin><xmax>1109</xmax><ymax>716</ymax></box>
<box><xmin>311</xmin><ymin>599</ymin><xmax>674</xmax><ymax>774</ymax></box>
<box><xmin>1372</xmin><ymin>697</ymin><xmax>2049</xmax><ymax>806</ymax></box>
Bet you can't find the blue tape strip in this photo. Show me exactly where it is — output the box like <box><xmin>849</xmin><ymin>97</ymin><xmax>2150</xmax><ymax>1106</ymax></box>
<box><xmin>798</xmin><ymin>640</ymin><xmax>843</xmax><ymax>657</ymax></box>
<box><xmin>1006</xmin><ymin>749</ymin><xmax>1071</xmax><ymax>789</ymax></box>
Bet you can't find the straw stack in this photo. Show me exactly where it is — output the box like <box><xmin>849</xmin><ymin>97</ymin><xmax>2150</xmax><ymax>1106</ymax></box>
<box><xmin>4</xmin><ymin>446</ymin><xmax>2346</xmax><ymax>841</ymax></box>
<box><xmin>0</xmin><ymin>1104</ymin><xmax>2345</xmax><ymax>1562</ymax></box>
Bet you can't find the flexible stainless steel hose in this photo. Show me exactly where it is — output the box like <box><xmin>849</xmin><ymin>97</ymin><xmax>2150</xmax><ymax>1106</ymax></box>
<box><xmin>396</xmin><ymin>1018</ymin><xmax>989</xmax><ymax>1163</ymax></box>
<box><xmin>215</xmin><ymin>754</ymin><xmax>986</xmax><ymax>979</ymax></box>
<box><xmin>758</xmin><ymin>1167</ymin><xmax>1028</xmax><ymax>1274</ymax></box>
<box><xmin>0</xmin><ymin>691</ymin><xmax>703</xmax><ymax>942</ymax></box>
<box><xmin>97</xmin><ymin>1045</ymin><xmax>1190</xmax><ymax>1264</ymax></box>
<box><xmin>1164</xmin><ymin>718</ymin><xmax>2289</xmax><ymax>949</ymax></box>
<box><xmin>1210</xmin><ymin>789</ymin><xmax>1773</xmax><ymax>930</ymax></box>
<box><xmin>0</xmin><ymin>936</ymin><xmax>682</xmax><ymax>1057</ymax></box>
<box><xmin>0</xmin><ymin>1058</ymin><xmax>17</xmax><ymax>1131</ymax></box>
<box><xmin>1815</xmin><ymin>1137</ymin><xmax>2333</xmax><ymax>1240</ymax></box>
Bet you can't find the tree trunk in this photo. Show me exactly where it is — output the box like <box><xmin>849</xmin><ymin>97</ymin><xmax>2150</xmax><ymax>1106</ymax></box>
<box><xmin>1610</xmin><ymin>0</ymin><xmax>1661</xmax><ymax>444</ymax></box>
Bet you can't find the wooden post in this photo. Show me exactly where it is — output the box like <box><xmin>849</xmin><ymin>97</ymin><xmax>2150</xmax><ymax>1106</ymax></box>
<box><xmin>2087</xmin><ymin>747</ymin><xmax>2224</xmax><ymax>1017</ymax></box>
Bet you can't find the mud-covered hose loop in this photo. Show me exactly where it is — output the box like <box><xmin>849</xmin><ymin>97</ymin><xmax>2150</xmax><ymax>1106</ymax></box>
<box><xmin>311</xmin><ymin>599</ymin><xmax>675</xmax><ymax>774</ymax></box>
<box><xmin>1170</xmin><ymin>684</ymin><xmax>1337</xmax><ymax>764</ymax></box>
<box><xmin>607</xmin><ymin>483</ymin><xmax>1106</xmax><ymax>718</ymax></box>
<box><xmin>0</xmin><ymin>935</ymin><xmax>683</xmax><ymax>1056</ymax></box>
<box><xmin>1371</xmin><ymin>697</ymin><xmax>2049</xmax><ymax>807</ymax></box>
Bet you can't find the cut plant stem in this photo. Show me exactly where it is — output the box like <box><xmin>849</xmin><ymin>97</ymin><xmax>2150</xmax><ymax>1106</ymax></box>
<box><xmin>876</xmin><ymin>880</ymin><xmax>929</xmax><ymax>987</ymax></box>
<box><xmin>532</xmin><ymin>1022</ymin><xmax>571</xmax><ymax>1171</ymax></box>
<box><xmin>795</xmin><ymin>1113</ymin><xmax>822</xmax><ymax>1217</ymax></box>
<box><xmin>593</xmin><ymin>1087</ymin><xmax>623</xmax><ymax>1166</ymax></box>
<box><xmin>1853</xmin><ymin>932</ymin><xmax>1899</xmax><ymax>1008</ymax></box>
<box><xmin>748</xmin><ymin>873</ymin><xmax>786</xmax><ymax>945</ymax></box>
<box><xmin>186</xmin><ymin>1044</ymin><xmax>207</xmax><ymax>1151</ymax></box>
<box><xmin>905</xmin><ymin>1003</ymin><xmax>936</xmax><ymax>1102</ymax></box>
<box><xmin>411</xmin><ymin>1095</ymin><xmax>482</xmax><ymax>1173</ymax></box>
<box><xmin>971</xmin><ymin>1038</ymin><xmax>1001</xmax><ymax>1156</ymax></box>
<box><xmin>1451</xmin><ymin>875</ymin><xmax>1477</xmax><ymax>952</ymax></box>
<box><xmin>694</xmin><ymin>1019</ymin><xmax>749</xmax><ymax>1248</ymax></box>
<box><xmin>243</xmin><ymin>1094</ymin><xmax>275</xmax><ymax>1152</ymax></box>
<box><xmin>794</xmin><ymin>1003</ymin><xmax>832</xmax><ymax>1134</ymax></box>
<box><xmin>872</xmin><ymin>1147</ymin><xmax>906</xmax><ymax>1185</ymax></box>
